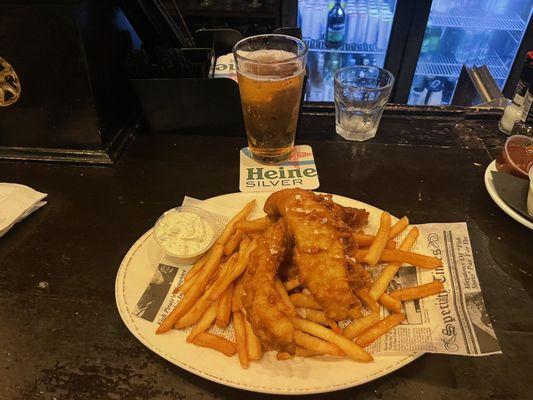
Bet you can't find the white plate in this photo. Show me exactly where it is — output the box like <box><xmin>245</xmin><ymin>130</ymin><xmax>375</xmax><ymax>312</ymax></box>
<box><xmin>115</xmin><ymin>192</ymin><xmax>422</xmax><ymax>395</ymax></box>
<box><xmin>484</xmin><ymin>160</ymin><xmax>533</xmax><ymax>230</ymax></box>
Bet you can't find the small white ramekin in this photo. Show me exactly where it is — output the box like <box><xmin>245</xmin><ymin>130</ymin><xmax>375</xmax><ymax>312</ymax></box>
<box><xmin>154</xmin><ymin>206</ymin><xmax>219</xmax><ymax>264</ymax></box>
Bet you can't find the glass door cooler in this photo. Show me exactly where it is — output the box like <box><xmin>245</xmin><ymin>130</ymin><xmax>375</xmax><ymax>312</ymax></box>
<box><xmin>407</xmin><ymin>0</ymin><xmax>533</xmax><ymax>106</ymax></box>
<box><xmin>297</xmin><ymin>0</ymin><xmax>398</xmax><ymax>102</ymax></box>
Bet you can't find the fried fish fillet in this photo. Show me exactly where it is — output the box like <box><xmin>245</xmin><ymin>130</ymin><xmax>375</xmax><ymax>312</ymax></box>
<box><xmin>264</xmin><ymin>189</ymin><xmax>369</xmax><ymax>321</ymax></box>
<box><xmin>242</xmin><ymin>219</ymin><xmax>295</xmax><ymax>351</ymax></box>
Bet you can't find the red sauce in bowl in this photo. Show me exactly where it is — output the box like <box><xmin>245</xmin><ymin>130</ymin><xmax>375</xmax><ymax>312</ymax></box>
<box><xmin>496</xmin><ymin>135</ymin><xmax>533</xmax><ymax>179</ymax></box>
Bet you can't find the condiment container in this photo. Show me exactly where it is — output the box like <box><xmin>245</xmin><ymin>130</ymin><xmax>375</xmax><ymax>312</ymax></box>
<box><xmin>154</xmin><ymin>206</ymin><xmax>219</xmax><ymax>264</ymax></box>
<box><xmin>495</xmin><ymin>135</ymin><xmax>533</xmax><ymax>179</ymax></box>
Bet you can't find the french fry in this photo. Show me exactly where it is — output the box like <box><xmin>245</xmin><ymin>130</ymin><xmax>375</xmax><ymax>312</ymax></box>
<box><xmin>363</xmin><ymin>212</ymin><xmax>391</xmax><ymax>266</ymax></box>
<box><xmin>390</xmin><ymin>280</ymin><xmax>445</xmax><ymax>301</ymax></box>
<box><xmin>184</xmin><ymin>251</ymin><xmax>210</xmax><ymax>282</ymax></box>
<box><xmin>175</xmin><ymin>268</ymin><xmax>199</xmax><ymax>295</ymax></box>
<box><xmin>289</xmin><ymin>293</ymin><xmax>322</xmax><ymax>310</ymax></box>
<box><xmin>295</xmin><ymin>346</ymin><xmax>322</xmax><ymax>357</ymax></box>
<box><xmin>353</xmin><ymin>233</ymin><xmax>376</xmax><ymax>247</ymax></box>
<box><xmin>277</xmin><ymin>352</ymin><xmax>293</xmax><ymax>360</ymax></box>
<box><xmin>216</xmin><ymin>282</ymin><xmax>234</xmax><ymax>328</ymax></box>
<box><xmin>342</xmin><ymin>313</ymin><xmax>380</xmax><ymax>340</ymax></box>
<box><xmin>217</xmin><ymin>200</ymin><xmax>256</xmax><ymax>245</ymax></box>
<box><xmin>328</xmin><ymin>320</ymin><xmax>341</xmax><ymax>334</ymax></box>
<box><xmin>156</xmin><ymin>242</ymin><xmax>225</xmax><ymax>334</ymax></box>
<box><xmin>209</xmin><ymin>238</ymin><xmax>255</xmax><ymax>301</ymax></box>
<box><xmin>174</xmin><ymin>254</ymin><xmax>238</xmax><ymax>329</ymax></box>
<box><xmin>356</xmin><ymin>288</ymin><xmax>380</xmax><ymax>313</ymax></box>
<box><xmin>235</xmin><ymin>217</ymin><xmax>267</xmax><ymax>233</ymax></box>
<box><xmin>283</xmin><ymin>277</ymin><xmax>301</xmax><ymax>291</ymax></box>
<box><xmin>233</xmin><ymin>311</ymin><xmax>249</xmax><ymax>368</ymax></box>
<box><xmin>232</xmin><ymin>277</ymin><xmax>245</xmax><ymax>312</ymax></box>
<box><xmin>296</xmin><ymin>308</ymin><xmax>329</xmax><ymax>326</ymax></box>
<box><xmin>356</xmin><ymin>248</ymin><xmax>442</xmax><ymax>269</ymax></box>
<box><xmin>385</xmin><ymin>240</ymin><xmax>397</xmax><ymax>250</ymax></box>
<box><xmin>187</xmin><ymin>300</ymin><xmax>218</xmax><ymax>342</ymax></box>
<box><xmin>348</xmin><ymin>308</ymin><xmax>363</xmax><ymax>320</ymax></box>
<box><xmin>191</xmin><ymin>332</ymin><xmax>236</xmax><ymax>357</ymax></box>
<box><xmin>355</xmin><ymin>313</ymin><xmax>405</xmax><ymax>348</ymax></box>
<box><xmin>294</xmin><ymin>330</ymin><xmax>344</xmax><ymax>356</ymax></box>
<box><xmin>244</xmin><ymin>318</ymin><xmax>263</xmax><ymax>361</ymax></box>
<box><xmin>354</xmin><ymin>216</ymin><xmax>408</xmax><ymax>247</ymax></box>
<box><xmin>291</xmin><ymin>318</ymin><xmax>372</xmax><ymax>362</ymax></box>
<box><xmin>275</xmin><ymin>279</ymin><xmax>296</xmax><ymax>316</ymax></box>
<box><xmin>368</xmin><ymin>227</ymin><xmax>419</xmax><ymax>300</ymax></box>
<box><xmin>175</xmin><ymin>240</ymin><xmax>256</xmax><ymax>329</ymax></box>
<box><xmin>224</xmin><ymin>230</ymin><xmax>244</xmax><ymax>256</ymax></box>
<box><xmin>353</xmin><ymin>233</ymin><xmax>396</xmax><ymax>249</ymax></box>
<box><xmin>379</xmin><ymin>292</ymin><xmax>402</xmax><ymax>313</ymax></box>
<box><xmin>389</xmin><ymin>216</ymin><xmax>409</xmax><ymax>239</ymax></box>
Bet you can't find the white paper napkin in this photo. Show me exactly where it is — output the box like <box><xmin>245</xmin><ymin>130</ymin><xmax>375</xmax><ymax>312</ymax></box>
<box><xmin>0</xmin><ymin>183</ymin><xmax>47</xmax><ymax>238</ymax></box>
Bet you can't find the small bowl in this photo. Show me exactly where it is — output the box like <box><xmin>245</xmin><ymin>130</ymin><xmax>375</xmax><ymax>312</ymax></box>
<box><xmin>154</xmin><ymin>206</ymin><xmax>219</xmax><ymax>264</ymax></box>
<box><xmin>495</xmin><ymin>135</ymin><xmax>533</xmax><ymax>179</ymax></box>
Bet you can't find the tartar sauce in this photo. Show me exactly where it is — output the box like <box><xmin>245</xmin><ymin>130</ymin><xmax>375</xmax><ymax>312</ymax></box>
<box><xmin>156</xmin><ymin>211</ymin><xmax>213</xmax><ymax>255</ymax></box>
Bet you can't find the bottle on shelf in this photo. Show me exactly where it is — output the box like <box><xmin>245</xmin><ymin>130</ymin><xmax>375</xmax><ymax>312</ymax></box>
<box><xmin>301</xmin><ymin>0</ymin><xmax>315</xmax><ymax>39</ymax></box>
<box><xmin>511</xmin><ymin>81</ymin><xmax>533</xmax><ymax>137</ymax></box>
<box><xmin>310</xmin><ymin>0</ymin><xmax>327</xmax><ymax>40</ymax></box>
<box><xmin>499</xmin><ymin>51</ymin><xmax>533</xmax><ymax>135</ymax></box>
<box><xmin>376</xmin><ymin>8</ymin><xmax>393</xmax><ymax>50</ymax></box>
<box><xmin>426</xmin><ymin>77</ymin><xmax>445</xmax><ymax>105</ymax></box>
<box><xmin>354</xmin><ymin>3</ymin><xmax>368</xmax><ymax>46</ymax></box>
<box><xmin>409</xmin><ymin>75</ymin><xmax>429</xmax><ymax>105</ymax></box>
<box><xmin>309</xmin><ymin>52</ymin><xmax>326</xmax><ymax>101</ymax></box>
<box><xmin>365</xmin><ymin>6</ymin><xmax>379</xmax><ymax>46</ymax></box>
<box><xmin>344</xmin><ymin>3</ymin><xmax>358</xmax><ymax>45</ymax></box>
<box><xmin>455</xmin><ymin>29</ymin><xmax>476</xmax><ymax>64</ymax></box>
<box><xmin>324</xmin><ymin>53</ymin><xmax>341</xmax><ymax>101</ymax></box>
<box><xmin>420</xmin><ymin>26</ymin><xmax>442</xmax><ymax>61</ymax></box>
<box><xmin>326</xmin><ymin>0</ymin><xmax>346</xmax><ymax>49</ymax></box>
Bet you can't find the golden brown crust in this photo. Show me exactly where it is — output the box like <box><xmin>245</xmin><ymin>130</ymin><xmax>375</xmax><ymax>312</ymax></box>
<box><xmin>242</xmin><ymin>220</ymin><xmax>295</xmax><ymax>351</ymax></box>
<box><xmin>264</xmin><ymin>189</ymin><xmax>368</xmax><ymax>321</ymax></box>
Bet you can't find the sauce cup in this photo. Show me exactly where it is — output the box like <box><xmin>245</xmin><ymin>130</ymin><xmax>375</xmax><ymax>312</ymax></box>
<box><xmin>154</xmin><ymin>206</ymin><xmax>219</xmax><ymax>264</ymax></box>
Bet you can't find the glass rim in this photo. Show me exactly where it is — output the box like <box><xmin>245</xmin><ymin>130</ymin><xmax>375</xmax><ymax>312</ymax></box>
<box><xmin>232</xmin><ymin>34</ymin><xmax>308</xmax><ymax>65</ymax></box>
<box><xmin>334</xmin><ymin>66</ymin><xmax>395</xmax><ymax>91</ymax></box>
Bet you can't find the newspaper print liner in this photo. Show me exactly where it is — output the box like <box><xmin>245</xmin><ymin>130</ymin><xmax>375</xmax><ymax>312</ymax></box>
<box><xmin>115</xmin><ymin>193</ymin><xmax>425</xmax><ymax>394</ymax></box>
<box><xmin>116</xmin><ymin>229</ymin><xmax>423</xmax><ymax>393</ymax></box>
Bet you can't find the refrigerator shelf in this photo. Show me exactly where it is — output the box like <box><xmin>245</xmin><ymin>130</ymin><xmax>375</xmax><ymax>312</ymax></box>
<box><xmin>428</xmin><ymin>13</ymin><xmax>526</xmax><ymax>31</ymax></box>
<box><xmin>415</xmin><ymin>54</ymin><xmax>507</xmax><ymax>80</ymax></box>
<box><xmin>304</xmin><ymin>39</ymin><xmax>385</xmax><ymax>55</ymax></box>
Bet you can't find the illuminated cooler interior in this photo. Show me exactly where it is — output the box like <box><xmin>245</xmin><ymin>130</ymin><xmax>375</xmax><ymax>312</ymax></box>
<box><xmin>408</xmin><ymin>0</ymin><xmax>533</xmax><ymax>106</ymax></box>
<box><xmin>298</xmin><ymin>0</ymin><xmax>398</xmax><ymax>102</ymax></box>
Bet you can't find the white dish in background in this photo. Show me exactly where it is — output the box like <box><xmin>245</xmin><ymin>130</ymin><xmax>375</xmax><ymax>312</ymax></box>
<box><xmin>484</xmin><ymin>160</ymin><xmax>533</xmax><ymax>230</ymax></box>
<box><xmin>115</xmin><ymin>192</ymin><xmax>422</xmax><ymax>395</ymax></box>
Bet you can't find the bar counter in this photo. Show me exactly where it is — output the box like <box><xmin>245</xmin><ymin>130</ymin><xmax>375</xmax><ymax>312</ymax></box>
<box><xmin>1</xmin><ymin>108</ymin><xmax>532</xmax><ymax>400</ymax></box>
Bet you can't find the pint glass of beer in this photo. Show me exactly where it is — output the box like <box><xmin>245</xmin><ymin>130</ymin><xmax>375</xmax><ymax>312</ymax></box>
<box><xmin>233</xmin><ymin>35</ymin><xmax>307</xmax><ymax>164</ymax></box>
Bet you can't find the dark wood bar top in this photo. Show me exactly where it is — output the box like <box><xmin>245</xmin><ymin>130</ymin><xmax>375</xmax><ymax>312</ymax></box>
<box><xmin>1</xmin><ymin>110</ymin><xmax>532</xmax><ymax>399</ymax></box>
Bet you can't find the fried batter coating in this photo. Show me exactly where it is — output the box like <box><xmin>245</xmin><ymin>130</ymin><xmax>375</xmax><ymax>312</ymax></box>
<box><xmin>264</xmin><ymin>189</ymin><xmax>369</xmax><ymax>321</ymax></box>
<box><xmin>242</xmin><ymin>220</ymin><xmax>295</xmax><ymax>351</ymax></box>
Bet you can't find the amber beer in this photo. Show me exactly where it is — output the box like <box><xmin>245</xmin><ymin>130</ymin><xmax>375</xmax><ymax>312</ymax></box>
<box><xmin>234</xmin><ymin>35</ymin><xmax>307</xmax><ymax>164</ymax></box>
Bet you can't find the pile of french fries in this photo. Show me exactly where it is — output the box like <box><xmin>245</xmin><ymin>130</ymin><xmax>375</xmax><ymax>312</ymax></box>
<box><xmin>156</xmin><ymin>199</ymin><xmax>445</xmax><ymax>368</ymax></box>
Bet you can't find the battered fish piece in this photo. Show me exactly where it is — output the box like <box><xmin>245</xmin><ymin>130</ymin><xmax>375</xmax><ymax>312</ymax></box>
<box><xmin>264</xmin><ymin>189</ymin><xmax>369</xmax><ymax>321</ymax></box>
<box><xmin>242</xmin><ymin>220</ymin><xmax>295</xmax><ymax>351</ymax></box>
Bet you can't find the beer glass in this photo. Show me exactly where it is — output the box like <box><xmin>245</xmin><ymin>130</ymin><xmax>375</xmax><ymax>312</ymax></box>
<box><xmin>233</xmin><ymin>34</ymin><xmax>307</xmax><ymax>164</ymax></box>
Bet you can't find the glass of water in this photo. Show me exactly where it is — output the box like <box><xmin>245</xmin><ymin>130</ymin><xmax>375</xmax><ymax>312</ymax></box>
<box><xmin>334</xmin><ymin>66</ymin><xmax>394</xmax><ymax>141</ymax></box>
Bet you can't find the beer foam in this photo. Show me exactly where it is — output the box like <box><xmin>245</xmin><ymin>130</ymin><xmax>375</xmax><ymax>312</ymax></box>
<box><xmin>237</xmin><ymin>49</ymin><xmax>304</xmax><ymax>81</ymax></box>
<box><xmin>239</xmin><ymin>49</ymin><xmax>297</xmax><ymax>62</ymax></box>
